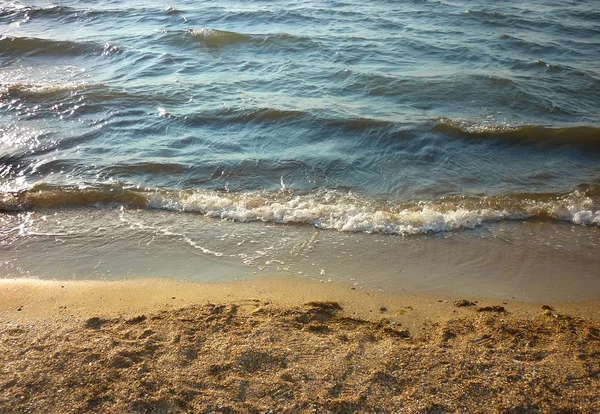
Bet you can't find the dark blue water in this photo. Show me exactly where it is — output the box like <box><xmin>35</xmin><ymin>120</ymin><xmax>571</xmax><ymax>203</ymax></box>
<box><xmin>1</xmin><ymin>0</ymin><xmax>599</xmax><ymax>234</ymax></box>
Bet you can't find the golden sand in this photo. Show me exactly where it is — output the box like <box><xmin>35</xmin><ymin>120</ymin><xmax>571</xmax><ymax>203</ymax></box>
<box><xmin>1</xmin><ymin>277</ymin><xmax>599</xmax><ymax>413</ymax></box>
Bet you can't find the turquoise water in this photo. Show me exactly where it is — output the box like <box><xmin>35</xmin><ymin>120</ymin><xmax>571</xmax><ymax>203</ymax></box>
<box><xmin>0</xmin><ymin>1</ymin><xmax>599</xmax><ymax>295</ymax></box>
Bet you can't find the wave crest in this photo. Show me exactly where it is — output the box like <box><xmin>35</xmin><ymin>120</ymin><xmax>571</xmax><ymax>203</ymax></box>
<box><xmin>189</xmin><ymin>29</ymin><xmax>250</xmax><ymax>48</ymax></box>
<box><xmin>435</xmin><ymin>118</ymin><xmax>600</xmax><ymax>150</ymax></box>
<box><xmin>0</xmin><ymin>81</ymin><xmax>87</xmax><ymax>99</ymax></box>
<box><xmin>2</xmin><ymin>184</ymin><xmax>598</xmax><ymax>234</ymax></box>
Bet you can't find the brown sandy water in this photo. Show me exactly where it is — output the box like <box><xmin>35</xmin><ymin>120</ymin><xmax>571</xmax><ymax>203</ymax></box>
<box><xmin>1</xmin><ymin>207</ymin><xmax>598</xmax><ymax>302</ymax></box>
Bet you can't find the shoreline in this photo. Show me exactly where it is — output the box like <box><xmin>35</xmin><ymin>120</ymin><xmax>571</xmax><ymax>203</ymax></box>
<box><xmin>3</xmin><ymin>275</ymin><xmax>600</xmax><ymax>331</ymax></box>
<box><xmin>3</xmin><ymin>209</ymin><xmax>599</xmax><ymax>304</ymax></box>
<box><xmin>1</xmin><ymin>276</ymin><xmax>600</xmax><ymax>412</ymax></box>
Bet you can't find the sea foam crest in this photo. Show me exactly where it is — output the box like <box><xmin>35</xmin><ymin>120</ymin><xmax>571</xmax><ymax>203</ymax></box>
<box><xmin>145</xmin><ymin>188</ymin><xmax>599</xmax><ymax>234</ymax></box>
<box><xmin>0</xmin><ymin>81</ymin><xmax>86</xmax><ymax>98</ymax></box>
<box><xmin>2</xmin><ymin>185</ymin><xmax>598</xmax><ymax>234</ymax></box>
<box><xmin>536</xmin><ymin>190</ymin><xmax>600</xmax><ymax>226</ymax></box>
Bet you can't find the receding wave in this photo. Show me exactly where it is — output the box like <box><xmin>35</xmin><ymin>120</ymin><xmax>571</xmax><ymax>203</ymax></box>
<box><xmin>435</xmin><ymin>119</ymin><xmax>600</xmax><ymax>149</ymax></box>
<box><xmin>2</xmin><ymin>183</ymin><xmax>598</xmax><ymax>234</ymax></box>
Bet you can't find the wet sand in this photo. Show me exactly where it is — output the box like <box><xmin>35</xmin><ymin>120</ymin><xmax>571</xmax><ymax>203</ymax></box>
<box><xmin>1</xmin><ymin>276</ymin><xmax>600</xmax><ymax>413</ymax></box>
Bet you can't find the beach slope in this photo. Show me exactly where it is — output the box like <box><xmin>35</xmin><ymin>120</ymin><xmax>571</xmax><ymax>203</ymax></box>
<box><xmin>1</xmin><ymin>278</ymin><xmax>599</xmax><ymax>413</ymax></box>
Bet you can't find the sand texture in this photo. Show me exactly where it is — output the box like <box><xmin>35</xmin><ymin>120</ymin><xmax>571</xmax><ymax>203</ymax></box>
<box><xmin>1</xmin><ymin>295</ymin><xmax>600</xmax><ymax>413</ymax></box>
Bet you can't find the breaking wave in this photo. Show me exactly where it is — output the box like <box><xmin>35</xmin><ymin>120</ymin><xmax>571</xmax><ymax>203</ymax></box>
<box><xmin>1</xmin><ymin>183</ymin><xmax>598</xmax><ymax>234</ymax></box>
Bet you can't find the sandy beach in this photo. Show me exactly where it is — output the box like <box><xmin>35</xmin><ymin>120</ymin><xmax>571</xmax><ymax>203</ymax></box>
<box><xmin>1</xmin><ymin>276</ymin><xmax>599</xmax><ymax>413</ymax></box>
<box><xmin>2</xmin><ymin>0</ymin><xmax>599</xmax><ymax>411</ymax></box>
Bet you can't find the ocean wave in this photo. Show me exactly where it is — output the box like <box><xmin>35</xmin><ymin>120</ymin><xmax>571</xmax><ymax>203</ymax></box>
<box><xmin>184</xmin><ymin>29</ymin><xmax>320</xmax><ymax>51</ymax></box>
<box><xmin>465</xmin><ymin>8</ymin><xmax>543</xmax><ymax>29</ymax></box>
<box><xmin>465</xmin><ymin>6</ymin><xmax>600</xmax><ymax>41</ymax></box>
<box><xmin>0</xmin><ymin>35</ymin><xmax>119</xmax><ymax>57</ymax></box>
<box><xmin>0</xmin><ymin>81</ymin><xmax>87</xmax><ymax>99</ymax></box>
<box><xmin>229</xmin><ymin>107</ymin><xmax>308</xmax><ymax>122</ymax></box>
<box><xmin>0</xmin><ymin>5</ymin><xmax>75</xmax><ymax>20</ymax></box>
<box><xmin>435</xmin><ymin>119</ymin><xmax>600</xmax><ymax>150</ymax></box>
<box><xmin>2</xmin><ymin>184</ymin><xmax>598</xmax><ymax>234</ymax></box>
<box><xmin>1</xmin><ymin>4</ymin><xmax>177</xmax><ymax>23</ymax></box>
<box><xmin>181</xmin><ymin>107</ymin><xmax>392</xmax><ymax>129</ymax></box>
<box><xmin>188</xmin><ymin>29</ymin><xmax>250</xmax><ymax>48</ymax></box>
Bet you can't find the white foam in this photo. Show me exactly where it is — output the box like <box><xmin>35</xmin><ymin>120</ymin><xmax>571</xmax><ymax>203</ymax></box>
<box><xmin>144</xmin><ymin>188</ymin><xmax>599</xmax><ymax>235</ymax></box>
<box><xmin>0</xmin><ymin>81</ymin><xmax>86</xmax><ymax>97</ymax></box>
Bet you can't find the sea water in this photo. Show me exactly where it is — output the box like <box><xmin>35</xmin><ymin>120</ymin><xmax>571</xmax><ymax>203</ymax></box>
<box><xmin>1</xmin><ymin>0</ymin><xmax>599</xmax><ymax>300</ymax></box>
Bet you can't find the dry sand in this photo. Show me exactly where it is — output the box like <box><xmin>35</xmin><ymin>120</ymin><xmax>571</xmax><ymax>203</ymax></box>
<box><xmin>1</xmin><ymin>276</ymin><xmax>599</xmax><ymax>413</ymax></box>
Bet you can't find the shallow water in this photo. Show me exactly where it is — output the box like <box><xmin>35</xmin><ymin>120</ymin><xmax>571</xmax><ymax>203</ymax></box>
<box><xmin>1</xmin><ymin>0</ymin><xmax>599</xmax><ymax>297</ymax></box>
<box><xmin>2</xmin><ymin>207</ymin><xmax>599</xmax><ymax>301</ymax></box>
